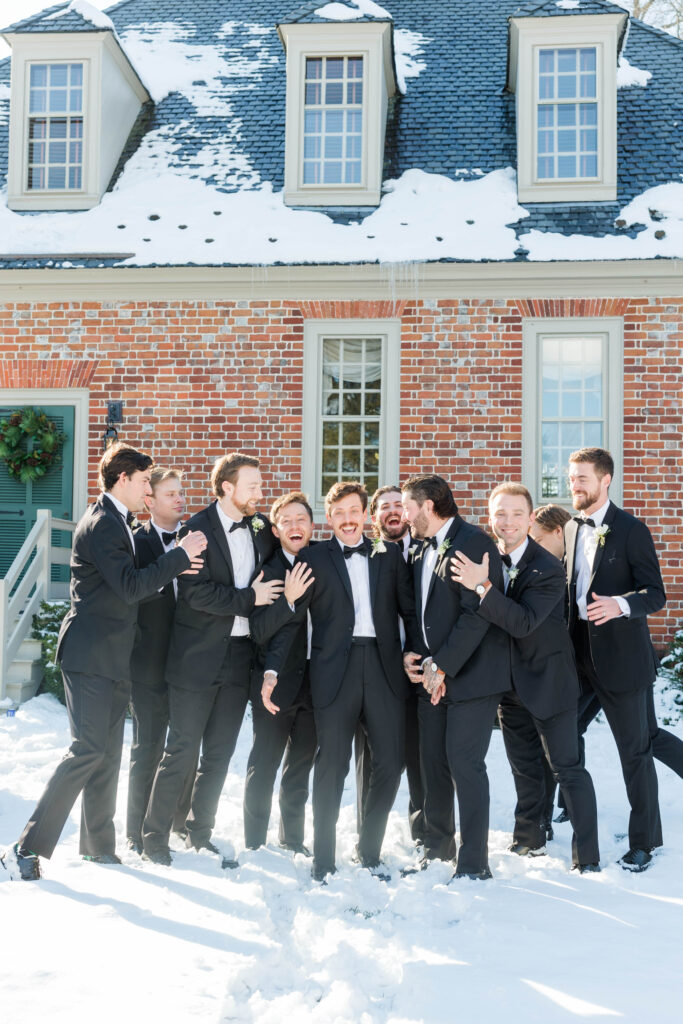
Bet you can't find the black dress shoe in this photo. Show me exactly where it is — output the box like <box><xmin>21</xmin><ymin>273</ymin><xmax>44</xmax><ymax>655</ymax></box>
<box><xmin>127</xmin><ymin>837</ymin><xmax>143</xmax><ymax>856</ymax></box>
<box><xmin>82</xmin><ymin>853</ymin><xmax>122</xmax><ymax>865</ymax></box>
<box><xmin>554</xmin><ymin>809</ymin><xmax>570</xmax><ymax>824</ymax></box>
<box><xmin>572</xmin><ymin>862</ymin><xmax>601</xmax><ymax>874</ymax></box>
<box><xmin>1</xmin><ymin>843</ymin><xmax>41</xmax><ymax>881</ymax></box>
<box><xmin>142</xmin><ymin>848</ymin><xmax>172</xmax><ymax>866</ymax></box>
<box><xmin>542</xmin><ymin>819</ymin><xmax>554</xmax><ymax>843</ymax></box>
<box><xmin>279</xmin><ymin>841</ymin><xmax>312</xmax><ymax>857</ymax></box>
<box><xmin>186</xmin><ymin>838</ymin><xmax>239</xmax><ymax>869</ymax></box>
<box><xmin>311</xmin><ymin>864</ymin><xmax>336</xmax><ymax>883</ymax></box>
<box><xmin>451</xmin><ymin>867</ymin><xmax>493</xmax><ymax>881</ymax></box>
<box><xmin>508</xmin><ymin>841</ymin><xmax>546</xmax><ymax>857</ymax></box>
<box><xmin>618</xmin><ymin>848</ymin><xmax>653</xmax><ymax>873</ymax></box>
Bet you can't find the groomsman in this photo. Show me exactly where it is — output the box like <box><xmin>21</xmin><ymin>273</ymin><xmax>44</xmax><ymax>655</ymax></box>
<box><xmin>452</xmin><ymin>483</ymin><xmax>600</xmax><ymax>871</ymax></box>
<box><xmin>244</xmin><ymin>492</ymin><xmax>316</xmax><ymax>853</ymax></box>
<box><xmin>401</xmin><ymin>475</ymin><xmax>509</xmax><ymax>879</ymax></box>
<box><xmin>142</xmin><ymin>452</ymin><xmax>281</xmax><ymax>867</ymax></box>
<box><xmin>355</xmin><ymin>486</ymin><xmax>425</xmax><ymax>847</ymax></box>
<box><xmin>564</xmin><ymin>447</ymin><xmax>666</xmax><ymax>871</ymax></box>
<box><xmin>295</xmin><ymin>481</ymin><xmax>419</xmax><ymax>881</ymax></box>
<box><xmin>1</xmin><ymin>443</ymin><xmax>206</xmax><ymax>880</ymax></box>
<box><xmin>126</xmin><ymin>467</ymin><xmax>198</xmax><ymax>855</ymax></box>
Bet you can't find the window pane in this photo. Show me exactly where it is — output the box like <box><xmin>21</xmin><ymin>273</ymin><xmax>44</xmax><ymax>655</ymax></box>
<box><xmin>30</xmin><ymin>64</ymin><xmax>47</xmax><ymax>87</ymax></box>
<box><xmin>341</xmin><ymin>422</ymin><xmax>361</xmax><ymax>446</ymax></box>
<box><xmin>48</xmin><ymin>166</ymin><xmax>66</xmax><ymax>188</ymax></box>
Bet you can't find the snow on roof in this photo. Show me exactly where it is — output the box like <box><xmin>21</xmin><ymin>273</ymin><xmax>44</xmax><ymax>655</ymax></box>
<box><xmin>45</xmin><ymin>1</ymin><xmax>116</xmax><ymax>31</ymax></box>
<box><xmin>617</xmin><ymin>55</ymin><xmax>652</xmax><ymax>87</ymax></box>
<box><xmin>314</xmin><ymin>0</ymin><xmax>392</xmax><ymax>20</ymax></box>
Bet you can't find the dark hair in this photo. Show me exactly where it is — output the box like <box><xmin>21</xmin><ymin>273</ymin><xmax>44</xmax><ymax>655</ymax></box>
<box><xmin>210</xmin><ymin>452</ymin><xmax>260</xmax><ymax>498</ymax></box>
<box><xmin>369</xmin><ymin>484</ymin><xmax>402</xmax><ymax>518</ymax></box>
<box><xmin>324</xmin><ymin>481</ymin><xmax>368</xmax><ymax>514</ymax></box>
<box><xmin>568</xmin><ymin>447</ymin><xmax>614</xmax><ymax>481</ymax></box>
<box><xmin>98</xmin><ymin>442</ymin><xmax>153</xmax><ymax>492</ymax></box>
<box><xmin>489</xmin><ymin>481</ymin><xmax>534</xmax><ymax>514</ymax></box>
<box><xmin>270</xmin><ymin>491</ymin><xmax>313</xmax><ymax>525</ymax></box>
<box><xmin>401</xmin><ymin>474</ymin><xmax>458</xmax><ymax>519</ymax></box>
<box><xmin>533</xmin><ymin>504</ymin><xmax>572</xmax><ymax>533</ymax></box>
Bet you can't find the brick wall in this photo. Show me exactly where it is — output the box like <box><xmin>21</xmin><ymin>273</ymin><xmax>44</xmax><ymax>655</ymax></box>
<box><xmin>1</xmin><ymin>293</ymin><xmax>680</xmax><ymax>645</ymax></box>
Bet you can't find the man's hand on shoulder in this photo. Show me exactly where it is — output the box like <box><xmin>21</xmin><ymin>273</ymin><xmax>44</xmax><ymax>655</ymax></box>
<box><xmin>252</xmin><ymin>571</ymin><xmax>284</xmax><ymax>606</ymax></box>
<box><xmin>177</xmin><ymin>530</ymin><xmax>207</xmax><ymax>574</ymax></box>
<box><xmin>283</xmin><ymin>562</ymin><xmax>315</xmax><ymax>604</ymax></box>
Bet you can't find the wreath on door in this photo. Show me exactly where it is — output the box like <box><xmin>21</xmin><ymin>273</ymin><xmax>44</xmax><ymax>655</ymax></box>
<box><xmin>0</xmin><ymin>407</ymin><xmax>67</xmax><ymax>483</ymax></box>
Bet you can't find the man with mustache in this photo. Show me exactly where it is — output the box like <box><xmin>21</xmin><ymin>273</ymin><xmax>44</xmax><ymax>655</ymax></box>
<box><xmin>564</xmin><ymin>447</ymin><xmax>666</xmax><ymax>872</ymax></box>
<box><xmin>142</xmin><ymin>452</ymin><xmax>282</xmax><ymax>868</ymax></box>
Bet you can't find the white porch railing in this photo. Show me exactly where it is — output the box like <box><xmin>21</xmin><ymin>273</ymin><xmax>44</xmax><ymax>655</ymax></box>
<box><xmin>0</xmin><ymin>509</ymin><xmax>75</xmax><ymax>702</ymax></box>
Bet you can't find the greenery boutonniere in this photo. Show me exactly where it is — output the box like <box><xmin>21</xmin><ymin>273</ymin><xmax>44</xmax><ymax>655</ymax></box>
<box><xmin>507</xmin><ymin>566</ymin><xmax>520</xmax><ymax>588</ymax></box>
<box><xmin>370</xmin><ymin>538</ymin><xmax>387</xmax><ymax>558</ymax></box>
<box><xmin>437</xmin><ymin>539</ymin><xmax>452</xmax><ymax>558</ymax></box>
<box><xmin>251</xmin><ymin>515</ymin><xmax>264</xmax><ymax>534</ymax></box>
<box><xmin>594</xmin><ymin>524</ymin><xmax>610</xmax><ymax>547</ymax></box>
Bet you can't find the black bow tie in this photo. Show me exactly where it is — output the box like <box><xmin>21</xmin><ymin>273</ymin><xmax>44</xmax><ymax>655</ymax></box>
<box><xmin>162</xmin><ymin>530</ymin><xmax>177</xmax><ymax>545</ymax></box>
<box><xmin>125</xmin><ymin>511</ymin><xmax>136</xmax><ymax>528</ymax></box>
<box><xmin>229</xmin><ymin>518</ymin><xmax>249</xmax><ymax>533</ymax></box>
<box><xmin>501</xmin><ymin>553</ymin><xmax>512</xmax><ymax>568</ymax></box>
<box><xmin>424</xmin><ymin>536</ymin><xmax>438</xmax><ymax>550</ymax></box>
<box><xmin>343</xmin><ymin>544</ymin><xmax>367</xmax><ymax>559</ymax></box>
<box><xmin>574</xmin><ymin>516</ymin><xmax>596</xmax><ymax>528</ymax></box>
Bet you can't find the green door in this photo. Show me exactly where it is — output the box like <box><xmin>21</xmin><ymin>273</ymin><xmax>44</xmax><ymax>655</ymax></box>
<box><xmin>0</xmin><ymin>405</ymin><xmax>74</xmax><ymax>582</ymax></box>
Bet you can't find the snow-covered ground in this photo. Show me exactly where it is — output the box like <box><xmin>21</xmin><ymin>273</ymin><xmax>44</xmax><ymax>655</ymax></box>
<box><xmin>1</xmin><ymin>682</ymin><xmax>682</xmax><ymax>1024</ymax></box>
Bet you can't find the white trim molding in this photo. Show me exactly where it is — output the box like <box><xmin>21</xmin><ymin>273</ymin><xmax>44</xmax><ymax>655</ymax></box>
<box><xmin>508</xmin><ymin>13</ymin><xmax>626</xmax><ymax>203</ymax></box>
<box><xmin>278</xmin><ymin>21</ymin><xmax>396</xmax><ymax>207</ymax></box>
<box><xmin>521</xmin><ymin>316</ymin><xmax>623</xmax><ymax>507</ymax></box>
<box><xmin>302</xmin><ymin>317</ymin><xmax>401</xmax><ymax>518</ymax></box>
<box><xmin>3</xmin><ymin>30</ymin><xmax>149</xmax><ymax>212</ymax></box>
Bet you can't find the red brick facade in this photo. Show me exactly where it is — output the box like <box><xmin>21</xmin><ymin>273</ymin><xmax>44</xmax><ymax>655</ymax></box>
<box><xmin>1</xmin><ymin>294</ymin><xmax>680</xmax><ymax>646</ymax></box>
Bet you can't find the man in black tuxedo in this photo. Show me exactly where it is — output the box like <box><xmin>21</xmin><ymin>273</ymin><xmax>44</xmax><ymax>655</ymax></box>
<box><xmin>1</xmin><ymin>443</ymin><xmax>206</xmax><ymax>881</ymax></box>
<box><xmin>452</xmin><ymin>483</ymin><xmax>600</xmax><ymax>871</ymax></box>
<box><xmin>401</xmin><ymin>475</ymin><xmax>509</xmax><ymax>880</ymax></box>
<box><xmin>126</xmin><ymin>467</ymin><xmax>198</xmax><ymax>855</ymax></box>
<box><xmin>565</xmin><ymin>447</ymin><xmax>666</xmax><ymax>872</ymax></box>
<box><xmin>355</xmin><ymin>485</ymin><xmax>425</xmax><ymax>847</ymax></box>
<box><xmin>142</xmin><ymin>452</ymin><xmax>282</xmax><ymax>867</ymax></box>
<box><xmin>244</xmin><ymin>492</ymin><xmax>316</xmax><ymax>853</ymax></box>
<box><xmin>294</xmin><ymin>481</ymin><xmax>419</xmax><ymax>882</ymax></box>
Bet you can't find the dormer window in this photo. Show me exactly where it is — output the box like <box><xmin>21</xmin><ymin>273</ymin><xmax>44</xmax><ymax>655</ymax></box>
<box><xmin>278</xmin><ymin>20</ymin><xmax>396</xmax><ymax>207</ymax></box>
<box><xmin>27</xmin><ymin>62</ymin><xmax>84</xmax><ymax>191</ymax></box>
<box><xmin>508</xmin><ymin>12</ymin><xmax>626</xmax><ymax>203</ymax></box>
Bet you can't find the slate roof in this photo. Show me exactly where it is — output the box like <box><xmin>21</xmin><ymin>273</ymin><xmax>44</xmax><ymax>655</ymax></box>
<box><xmin>2</xmin><ymin>0</ymin><xmax>115</xmax><ymax>33</ymax></box>
<box><xmin>0</xmin><ymin>0</ymin><xmax>682</xmax><ymax>268</ymax></box>
<box><xmin>280</xmin><ymin>1</ymin><xmax>390</xmax><ymax>25</ymax></box>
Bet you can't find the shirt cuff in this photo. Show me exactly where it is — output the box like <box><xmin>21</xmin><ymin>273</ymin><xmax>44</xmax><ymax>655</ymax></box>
<box><xmin>264</xmin><ymin>669</ymin><xmax>278</xmax><ymax>680</ymax></box>
<box><xmin>614</xmin><ymin>596</ymin><xmax>631</xmax><ymax>617</ymax></box>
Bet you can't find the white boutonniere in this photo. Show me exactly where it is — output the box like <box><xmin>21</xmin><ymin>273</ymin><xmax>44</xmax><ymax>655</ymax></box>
<box><xmin>594</xmin><ymin>524</ymin><xmax>610</xmax><ymax>547</ymax></box>
<box><xmin>437</xmin><ymin>539</ymin><xmax>452</xmax><ymax>558</ymax></box>
<box><xmin>370</xmin><ymin>538</ymin><xmax>387</xmax><ymax>558</ymax></box>
<box><xmin>507</xmin><ymin>566</ymin><xmax>520</xmax><ymax>588</ymax></box>
<box><xmin>251</xmin><ymin>515</ymin><xmax>264</xmax><ymax>534</ymax></box>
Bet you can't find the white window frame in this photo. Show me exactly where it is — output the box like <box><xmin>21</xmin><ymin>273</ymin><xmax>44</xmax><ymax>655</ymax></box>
<box><xmin>521</xmin><ymin>317</ymin><xmax>623</xmax><ymax>507</ymax></box>
<box><xmin>302</xmin><ymin>318</ymin><xmax>400</xmax><ymax>519</ymax></box>
<box><xmin>279</xmin><ymin>21</ymin><xmax>396</xmax><ymax>207</ymax></box>
<box><xmin>508</xmin><ymin>13</ymin><xmax>626</xmax><ymax>203</ymax></box>
<box><xmin>5</xmin><ymin>31</ymin><xmax>148</xmax><ymax>211</ymax></box>
<box><xmin>26</xmin><ymin>59</ymin><xmax>86</xmax><ymax>194</ymax></box>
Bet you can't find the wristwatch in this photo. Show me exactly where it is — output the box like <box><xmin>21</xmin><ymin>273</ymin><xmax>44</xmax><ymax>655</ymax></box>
<box><xmin>475</xmin><ymin>581</ymin><xmax>489</xmax><ymax>598</ymax></box>
<box><xmin>421</xmin><ymin>656</ymin><xmax>439</xmax><ymax>677</ymax></box>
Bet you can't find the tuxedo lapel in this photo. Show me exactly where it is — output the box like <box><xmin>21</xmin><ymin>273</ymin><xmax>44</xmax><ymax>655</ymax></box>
<box><xmin>327</xmin><ymin>538</ymin><xmax>354</xmax><ymax>606</ymax></box>
<box><xmin>588</xmin><ymin>501</ymin><xmax>618</xmax><ymax>592</ymax></box>
<box><xmin>509</xmin><ymin>539</ymin><xmax>537</xmax><ymax>600</ymax></box>
<box><xmin>144</xmin><ymin>522</ymin><xmax>164</xmax><ymax>560</ymax></box>
<box><xmin>366</xmin><ymin>536</ymin><xmax>380</xmax><ymax>607</ymax></box>
<box><xmin>425</xmin><ymin>515</ymin><xmax>462</xmax><ymax>609</ymax></box>
<box><xmin>102</xmin><ymin>494</ymin><xmax>135</xmax><ymax>560</ymax></box>
<box><xmin>208</xmin><ymin>502</ymin><xmax>235</xmax><ymax>579</ymax></box>
<box><xmin>249</xmin><ymin>515</ymin><xmax>270</xmax><ymax>574</ymax></box>
<box><xmin>564</xmin><ymin>518</ymin><xmax>579</xmax><ymax>583</ymax></box>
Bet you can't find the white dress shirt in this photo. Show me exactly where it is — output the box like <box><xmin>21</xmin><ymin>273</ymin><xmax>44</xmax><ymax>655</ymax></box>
<box><xmin>216</xmin><ymin>501</ymin><xmax>255</xmax><ymax>637</ymax></box>
<box><xmin>338</xmin><ymin>538</ymin><xmax>375</xmax><ymax>638</ymax></box>
<box><xmin>105</xmin><ymin>492</ymin><xmax>135</xmax><ymax>551</ymax></box>
<box><xmin>398</xmin><ymin>532</ymin><xmax>411</xmax><ymax>563</ymax></box>
<box><xmin>575</xmin><ymin>499</ymin><xmax>629</xmax><ymax>621</ymax></box>
<box><xmin>421</xmin><ymin>517</ymin><xmax>454</xmax><ymax>647</ymax></box>
<box><xmin>151</xmin><ymin>518</ymin><xmax>182</xmax><ymax>598</ymax></box>
<box><xmin>503</xmin><ymin>536</ymin><xmax>528</xmax><ymax>594</ymax></box>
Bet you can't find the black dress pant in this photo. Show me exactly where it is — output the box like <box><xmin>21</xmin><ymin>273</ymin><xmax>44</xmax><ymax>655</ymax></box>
<box><xmin>143</xmin><ymin>638</ymin><xmax>253</xmax><ymax>854</ymax></box>
<box><xmin>416</xmin><ymin>692</ymin><xmax>456</xmax><ymax>861</ymax></box>
<box><xmin>354</xmin><ymin>685</ymin><xmax>425</xmax><ymax>843</ymax></box>
<box><xmin>499</xmin><ymin>689</ymin><xmax>600</xmax><ymax>866</ymax></box>
<box><xmin>573</xmin><ymin>620</ymin><xmax>662</xmax><ymax>851</ymax></box>
<box><xmin>312</xmin><ymin>641</ymin><xmax>404</xmax><ymax>874</ymax></box>
<box><xmin>126</xmin><ymin>681</ymin><xmax>197</xmax><ymax>844</ymax></box>
<box><xmin>445</xmin><ymin>692</ymin><xmax>504</xmax><ymax>875</ymax></box>
<box><xmin>20</xmin><ymin>670</ymin><xmax>130</xmax><ymax>859</ymax></box>
<box><xmin>555</xmin><ymin>691</ymin><xmax>601</xmax><ymax>814</ymax></box>
<box><xmin>243</xmin><ymin>669</ymin><xmax>317</xmax><ymax>849</ymax></box>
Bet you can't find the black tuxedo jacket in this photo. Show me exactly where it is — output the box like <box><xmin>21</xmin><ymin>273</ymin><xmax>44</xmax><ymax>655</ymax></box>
<box><xmin>414</xmin><ymin>514</ymin><xmax>510</xmax><ymax>702</ymax></box>
<box><xmin>250</xmin><ymin>545</ymin><xmax>315</xmax><ymax>711</ymax></box>
<box><xmin>129</xmin><ymin>522</ymin><xmax>178</xmax><ymax>689</ymax></box>
<box><xmin>564</xmin><ymin>502</ymin><xmax>666</xmax><ymax>692</ymax></box>
<box><xmin>294</xmin><ymin>535</ymin><xmax>419</xmax><ymax>709</ymax></box>
<box><xmin>476</xmin><ymin>537</ymin><xmax>579</xmax><ymax>719</ymax></box>
<box><xmin>56</xmin><ymin>494</ymin><xmax>189</xmax><ymax>681</ymax></box>
<box><xmin>165</xmin><ymin>503</ymin><xmax>276</xmax><ymax>690</ymax></box>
